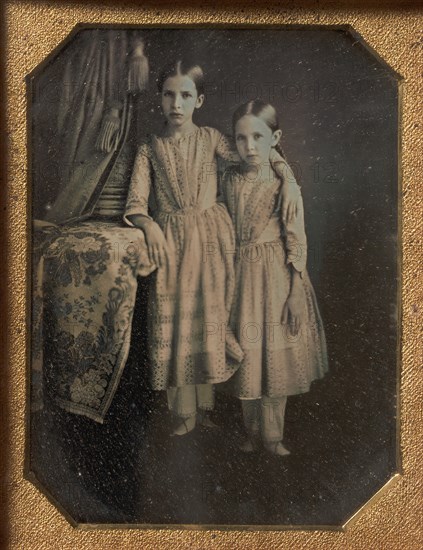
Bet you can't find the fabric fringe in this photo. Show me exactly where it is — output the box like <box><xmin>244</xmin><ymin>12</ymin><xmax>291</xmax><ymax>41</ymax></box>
<box><xmin>127</xmin><ymin>38</ymin><xmax>149</xmax><ymax>93</ymax></box>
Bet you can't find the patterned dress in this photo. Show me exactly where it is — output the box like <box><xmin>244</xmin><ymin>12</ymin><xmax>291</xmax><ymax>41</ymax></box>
<box><xmin>124</xmin><ymin>126</ymin><xmax>241</xmax><ymax>390</ymax></box>
<box><xmin>223</xmin><ymin>165</ymin><xmax>328</xmax><ymax>399</ymax></box>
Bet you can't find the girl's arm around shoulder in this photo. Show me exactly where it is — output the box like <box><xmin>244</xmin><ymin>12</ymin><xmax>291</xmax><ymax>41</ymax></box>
<box><xmin>208</xmin><ymin>127</ymin><xmax>240</xmax><ymax>163</ymax></box>
<box><xmin>270</xmin><ymin>150</ymin><xmax>301</xmax><ymax>224</ymax></box>
<box><xmin>283</xmin><ymin>192</ymin><xmax>307</xmax><ymax>275</ymax></box>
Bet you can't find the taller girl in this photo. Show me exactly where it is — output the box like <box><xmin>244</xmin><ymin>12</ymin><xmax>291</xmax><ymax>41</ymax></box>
<box><xmin>124</xmin><ymin>60</ymin><xmax>299</xmax><ymax>435</ymax></box>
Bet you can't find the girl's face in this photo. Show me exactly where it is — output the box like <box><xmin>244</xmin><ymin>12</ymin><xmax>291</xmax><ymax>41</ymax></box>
<box><xmin>235</xmin><ymin>115</ymin><xmax>281</xmax><ymax>167</ymax></box>
<box><xmin>161</xmin><ymin>74</ymin><xmax>204</xmax><ymax>128</ymax></box>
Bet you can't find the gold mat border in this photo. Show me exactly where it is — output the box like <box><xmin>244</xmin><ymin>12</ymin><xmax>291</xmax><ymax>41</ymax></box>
<box><xmin>4</xmin><ymin>2</ymin><xmax>422</xmax><ymax>548</ymax></box>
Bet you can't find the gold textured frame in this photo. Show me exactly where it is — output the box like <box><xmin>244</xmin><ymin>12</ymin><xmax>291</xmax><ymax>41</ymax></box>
<box><xmin>3</xmin><ymin>1</ymin><xmax>422</xmax><ymax>548</ymax></box>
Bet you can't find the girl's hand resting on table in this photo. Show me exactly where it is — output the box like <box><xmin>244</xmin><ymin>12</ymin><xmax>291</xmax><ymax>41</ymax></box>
<box><xmin>143</xmin><ymin>220</ymin><xmax>170</xmax><ymax>268</ymax></box>
<box><xmin>282</xmin><ymin>286</ymin><xmax>306</xmax><ymax>337</ymax></box>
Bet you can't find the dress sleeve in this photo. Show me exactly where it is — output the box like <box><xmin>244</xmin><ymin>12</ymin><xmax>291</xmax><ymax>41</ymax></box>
<box><xmin>270</xmin><ymin>151</ymin><xmax>298</xmax><ymax>188</ymax></box>
<box><xmin>214</xmin><ymin>130</ymin><xmax>241</xmax><ymax>163</ymax></box>
<box><xmin>284</xmin><ymin>193</ymin><xmax>307</xmax><ymax>274</ymax></box>
<box><xmin>123</xmin><ymin>144</ymin><xmax>153</xmax><ymax>226</ymax></box>
<box><xmin>219</xmin><ymin>166</ymin><xmax>230</xmax><ymax>207</ymax></box>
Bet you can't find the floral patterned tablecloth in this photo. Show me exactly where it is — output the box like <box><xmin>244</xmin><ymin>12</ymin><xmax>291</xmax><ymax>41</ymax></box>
<box><xmin>32</xmin><ymin>221</ymin><xmax>155</xmax><ymax>423</ymax></box>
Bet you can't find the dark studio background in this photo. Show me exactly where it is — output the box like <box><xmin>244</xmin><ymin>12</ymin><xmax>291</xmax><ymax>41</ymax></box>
<box><xmin>30</xmin><ymin>28</ymin><xmax>399</xmax><ymax>526</ymax></box>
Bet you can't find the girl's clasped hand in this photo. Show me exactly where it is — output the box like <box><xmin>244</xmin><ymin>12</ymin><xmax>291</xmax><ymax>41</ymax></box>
<box><xmin>281</xmin><ymin>273</ymin><xmax>307</xmax><ymax>337</ymax></box>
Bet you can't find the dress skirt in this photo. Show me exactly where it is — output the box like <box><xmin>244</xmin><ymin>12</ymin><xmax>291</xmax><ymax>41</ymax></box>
<box><xmin>228</xmin><ymin>234</ymin><xmax>328</xmax><ymax>399</ymax></box>
<box><xmin>148</xmin><ymin>202</ymin><xmax>239</xmax><ymax>390</ymax></box>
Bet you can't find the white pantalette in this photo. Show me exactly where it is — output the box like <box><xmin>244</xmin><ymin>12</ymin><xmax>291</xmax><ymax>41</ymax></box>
<box><xmin>241</xmin><ymin>395</ymin><xmax>288</xmax><ymax>443</ymax></box>
<box><xmin>167</xmin><ymin>384</ymin><xmax>215</xmax><ymax>419</ymax></box>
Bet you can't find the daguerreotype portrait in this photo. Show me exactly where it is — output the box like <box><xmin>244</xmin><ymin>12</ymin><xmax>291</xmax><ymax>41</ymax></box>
<box><xmin>27</xmin><ymin>25</ymin><xmax>400</xmax><ymax>528</ymax></box>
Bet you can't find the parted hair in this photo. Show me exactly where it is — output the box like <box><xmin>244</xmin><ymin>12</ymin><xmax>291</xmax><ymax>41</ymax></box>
<box><xmin>157</xmin><ymin>59</ymin><xmax>205</xmax><ymax>96</ymax></box>
<box><xmin>232</xmin><ymin>99</ymin><xmax>286</xmax><ymax>159</ymax></box>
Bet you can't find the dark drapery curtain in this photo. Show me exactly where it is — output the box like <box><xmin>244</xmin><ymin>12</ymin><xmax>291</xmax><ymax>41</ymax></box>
<box><xmin>32</xmin><ymin>28</ymin><xmax>148</xmax><ymax>224</ymax></box>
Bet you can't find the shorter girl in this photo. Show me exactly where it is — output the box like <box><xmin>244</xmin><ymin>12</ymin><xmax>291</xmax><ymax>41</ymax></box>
<box><xmin>223</xmin><ymin>100</ymin><xmax>328</xmax><ymax>456</ymax></box>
